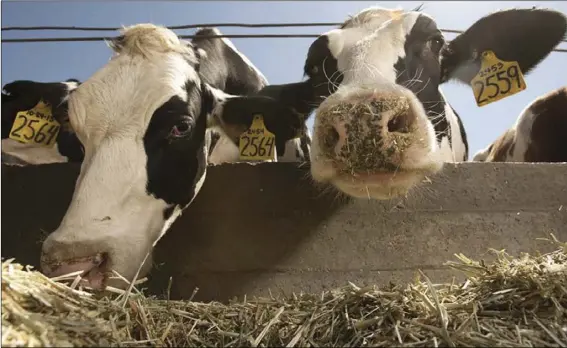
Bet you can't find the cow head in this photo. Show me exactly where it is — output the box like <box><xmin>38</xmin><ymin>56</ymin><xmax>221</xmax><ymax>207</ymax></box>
<box><xmin>39</xmin><ymin>24</ymin><xmax>305</xmax><ymax>290</ymax></box>
<box><xmin>306</xmin><ymin>6</ymin><xmax>566</xmax><ymax>199</ymax></box>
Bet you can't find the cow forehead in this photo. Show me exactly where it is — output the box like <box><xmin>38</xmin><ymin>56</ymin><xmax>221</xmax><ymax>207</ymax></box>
<box><xmin>342</xmin><ymin>7</ymin><xmax>425</xmax><ymax>31</ymax></box>
<box><xmin>322</xmin><ymin>10</ymin><xmax>424</xmax><ymax>59</ymax></box>
<box><xmin>322</xmin><ymin>12</ymin><xmax>423</xmax><ymax>86</ymax></box>
<box><xmin>70</xmin><ymin>53</ymin><xmax>199</xmax><ymax>137</ymax></box>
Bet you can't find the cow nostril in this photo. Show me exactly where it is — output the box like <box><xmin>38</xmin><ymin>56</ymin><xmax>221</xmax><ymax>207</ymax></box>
<box><xmin>387</xmin><ymin>110</ymin><xmax>412</xmax><ymax>134</ymax></box>
<box><xmin>323</xmin><ymin>126</ymin><xmax>340</xmax><ymax>150</ymax></box>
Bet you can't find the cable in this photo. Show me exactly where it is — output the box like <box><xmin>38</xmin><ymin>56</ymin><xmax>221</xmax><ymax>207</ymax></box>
<box><xmin>2</xmin><ymin>22</ymin><xmax>342</xmax><ymax>31</ymax></box>
<box><xmin>1</xmin><ymin>34</ymin><xmax>322</xmax><ymax>43</ymax></box>
<box><xmin>2</xmin><ymin>33</ymin><xmax>566</xmax><ymax>53</ymax></box>
<box><xmin>2</xmin><ymin>22</ymin><xmax>567</xmax><ymax>45</ymax></box>
<box><xmin>2</xmin><ymin>23</ymin><xmax>567</xmax><ymax>44</ymax></box>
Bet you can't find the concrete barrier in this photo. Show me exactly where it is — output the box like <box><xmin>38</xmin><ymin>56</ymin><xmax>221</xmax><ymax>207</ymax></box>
<box><xmin>2</xmin><ymin>162</ymin><xmax>566</xmax><ymax>302</ymax></box>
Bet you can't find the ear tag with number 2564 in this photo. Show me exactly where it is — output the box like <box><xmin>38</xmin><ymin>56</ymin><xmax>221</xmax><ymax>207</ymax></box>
<box><xmin>8</xmin><ymin>100</ymin><xmax>61</xmax><ymax>147</ymax></box>
<box><xmin>239</xmin><ymin>114</ymin><xmax>277</xmax><ymax>162</ymax></box>
<box><xmin>470</xmin><ymin>50</ymin><xmax>527</xmax><ymax>107</ymax></box>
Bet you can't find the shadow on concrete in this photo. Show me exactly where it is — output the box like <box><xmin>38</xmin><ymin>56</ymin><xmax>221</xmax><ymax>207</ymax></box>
<box><xmin>1</xmin><ymin>162</ymin><xmax>348</xmax><ymax>302</ymax></box>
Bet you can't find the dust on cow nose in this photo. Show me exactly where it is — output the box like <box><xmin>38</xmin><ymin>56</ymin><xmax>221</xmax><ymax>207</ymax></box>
<box><xmin>322</xmin><ymin>125</ymin><xmax>340</xmax><ymax>151</ymax></box>
<box><xmin>316</xmin><ymin>96</ymin><xmax>416</xmax><ymax>172</ymax></box>
<box><xmin>387</xmin><ymin>107</ymin><xmax>413</xmax><ymax>134</ymax></box>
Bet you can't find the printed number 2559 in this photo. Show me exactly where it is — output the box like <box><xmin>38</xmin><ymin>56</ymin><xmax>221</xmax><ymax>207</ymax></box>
<box><xmin>475</xmin><ymin>65</ymin><xmax>521</xmax><ymax>105</ymax></box>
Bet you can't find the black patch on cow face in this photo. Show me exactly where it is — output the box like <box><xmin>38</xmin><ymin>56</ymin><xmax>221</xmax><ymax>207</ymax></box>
<box><xmin>394</xmin><ymin>15</ymin><xmax>451</xmax><ymax>145</ymax></box>
<box><xmin>144</xmin><ymin>79</ymin><xmax>213</xmax><ymax>209</ymax></box>
<box><xmin>304</xmin><ymin>35</ymin><xmax>342</xmax><ymax>104</ymax></box>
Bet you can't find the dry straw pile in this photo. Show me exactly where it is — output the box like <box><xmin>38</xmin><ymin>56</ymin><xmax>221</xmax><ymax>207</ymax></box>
<box><xmin>2</xmin><ymin>235</ymin><xmax>567</xmax><ymax>347</ymax></box>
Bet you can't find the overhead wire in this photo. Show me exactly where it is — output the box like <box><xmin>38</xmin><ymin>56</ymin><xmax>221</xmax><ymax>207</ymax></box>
<box><xmin>1</xmin><ymin>22</ymin><xmax>566</xmax><ymax>52</ymax></box>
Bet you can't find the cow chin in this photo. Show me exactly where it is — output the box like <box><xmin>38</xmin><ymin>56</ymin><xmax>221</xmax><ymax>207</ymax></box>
<box><xmin>310</xmin><ymin>154</ymin><xmax>443</xmax><ymax>200</ymax></box>
<box><xmin>40</xmin><ymin>198</ymin><xmax>170</xmax><ymax>291</ymax></box>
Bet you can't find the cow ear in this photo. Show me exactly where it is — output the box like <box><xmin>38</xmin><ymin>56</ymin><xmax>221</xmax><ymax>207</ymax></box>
<box><xmin>207</xmin><ymin>93</ymin><xmax>306</xmax><ymax>149</ymax></box>
<box><xmin>440</xmin><ymin>8</ymin><xmax>567</xmax><ymax>85</ymax></box>
<box><xmin>106</xmin><ymin>34</ymin><xmax>126</xmax><ymax>53</ymax></box>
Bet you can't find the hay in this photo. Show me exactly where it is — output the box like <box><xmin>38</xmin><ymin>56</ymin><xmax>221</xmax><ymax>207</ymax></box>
<box><xmin>2</xmin><ymin>235</ymin><xmax>567</xmax><ymax>347</ymax></box>
<box><xmin>315</xmin><ymin>99</ymin><xmax>413</xmax><ymax>173</ymax></box>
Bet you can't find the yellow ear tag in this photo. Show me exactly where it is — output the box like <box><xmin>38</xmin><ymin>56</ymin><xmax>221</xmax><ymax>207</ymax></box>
<box><xmin>239</xmin><ymin>114</ymin><xmax>277</xmax><ymax>162</ymax></box>
<box><xmin>8</xmin><ymin>99</ymin><xmax>61</xmax><ymax>147</ymax></box>
<box><xmin>470</xmin><ymin>50</ymin><xmax>527</xmax><ymax>107</ymax></box>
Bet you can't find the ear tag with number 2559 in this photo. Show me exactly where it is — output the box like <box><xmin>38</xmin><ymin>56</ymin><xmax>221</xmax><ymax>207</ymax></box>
<box><xmin>239</xmin><ymin>114</ymin><xmax>277</xmax><ymax>162</ymax></box>
<box><xmin>8</xmin><ymin>100</ymin><xmax>61</xmax><ymax>147</ymax></box>
<box><xmin>470</xmin><ymin>50</ymin><xmax>527</xmax><ymax>107</ymax></box>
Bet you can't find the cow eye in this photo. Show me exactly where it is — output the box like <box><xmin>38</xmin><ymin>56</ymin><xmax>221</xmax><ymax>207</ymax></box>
<box><xmin>429</xmin><ymin>36</ymin><xmax>444</xmax><ymax>54</ymax></box>
<box><xmin>169</xmin><ymin>117</ymin><xmax>194</xmax><ymax>139</ymax></box>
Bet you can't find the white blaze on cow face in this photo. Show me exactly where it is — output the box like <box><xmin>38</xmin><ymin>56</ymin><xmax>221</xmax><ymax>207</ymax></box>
<box><xmin>310</xmin><ymin>8</ymin><xmax>445</xmax><ymax>199</ymax></box>
<box><xmin>40</xmin><ymin>24</ymin><xmax>216</xmax><ymax>290</ymax></box>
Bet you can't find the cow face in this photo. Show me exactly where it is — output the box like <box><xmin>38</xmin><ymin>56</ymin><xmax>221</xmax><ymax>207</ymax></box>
<box><xmin>307</xmin><ymin>6</ymin><xmax>567</xmax><ymax>199</ymax></box>
<box><xmin>39</xmin><ymin>24</ymin><xmax>280</xmax><ymax>290</ymax></box>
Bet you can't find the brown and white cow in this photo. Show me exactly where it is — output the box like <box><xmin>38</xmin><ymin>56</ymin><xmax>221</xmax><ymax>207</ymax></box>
<box><xmin>473</xmin><ymin>86</ymin><xmax>567</xmax><ymax>163</ymax></box>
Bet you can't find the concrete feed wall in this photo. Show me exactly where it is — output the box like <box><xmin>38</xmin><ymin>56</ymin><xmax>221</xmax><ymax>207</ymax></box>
<box><xmin>1</xmin><ymin>162</ymin><xmax>566</xmax><ymax>302</ymax></box>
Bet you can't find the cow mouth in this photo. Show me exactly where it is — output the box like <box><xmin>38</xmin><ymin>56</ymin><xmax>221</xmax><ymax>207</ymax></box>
<box><xmin>42</xmin><ymin>253</ymin><xmax>110</xmax><ymax>290</ymax></box>
<box><xmin>342</xmin><ymin>170</ymin><xmax>410</xmax><ymax>182</ymax></box>
<box><xmin>326</xmin><ymin>167</ymin><xmax>437</xmax><ymax>199</ymax></box>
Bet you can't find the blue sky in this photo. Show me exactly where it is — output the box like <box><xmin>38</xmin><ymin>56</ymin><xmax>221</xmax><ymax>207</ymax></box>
<box><xmin>2</xmin><ymin>1</ymin><xmax>566</xmax><ymax>157</ymax></box>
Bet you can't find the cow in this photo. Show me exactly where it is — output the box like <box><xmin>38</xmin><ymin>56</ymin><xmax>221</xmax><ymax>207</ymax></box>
<box><xmin>218</xmin><ymin>6</ymin><xmax>566</xmax><ymax>199</ymax></box>
<box><xmin>39</xmin><ymin>24</ymin><xmax>307</xmax><ymax>290</ymax></box>
<box><xmin>1</xmin><ymin>29</ymin><xmax>310</xmax><ymax>166</ymax></box>
<box><xmin>39</xmin><ymin>7</ymin><xmax>566</xmax><ymax>291</ymax></box>
<box><xmin>1</xmin><ymin>79</ymin><xmax>85</xmax><ymax>165</ymax></box>
<box><xmin>191</xmin><ymin>27</ymin><xmax>311</xmax><ymax>163</ymax></box>
<box><xmin>473</xmin><ymin>86</ymin><xmax>567</xmax><ymax>163</ymax></box>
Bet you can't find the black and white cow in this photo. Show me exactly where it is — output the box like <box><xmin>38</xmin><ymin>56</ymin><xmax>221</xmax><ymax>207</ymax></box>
<box><xmin>473</xmin><ymin>86</ymin><xmax>567</xmax><ymax>163</ymax></box>
<box><xmin>1</xmin><ymin>79</ymin><xmax>84</xmax><ymax>165</ymax></box>
<box><xmin>39</xmin><ymin>7</ymin><xmax>566</xmax><ymax>290</ymax></box>
<box><xmin>221</xmin><ymin>6</ymin><xmax>566</xmax><ymax>199</ymax></box>
<box><xmin>306</xmin><ymin>7</ymin><xmax>565</xmax><ymax>199</ymax></box>
<box><xmin>39</xmin><ymin>24</ymin><xmax>306</xmax><ymax>290</ymax></box>
<box><xmin>191</xmin><ymin>27</ymin><xmax>311</xmax><ymax>163</ymax></box>
<box><xmin>1</xmin><ymin>29</ymin><xmax>310</xmax><ymax>166</ymax></box>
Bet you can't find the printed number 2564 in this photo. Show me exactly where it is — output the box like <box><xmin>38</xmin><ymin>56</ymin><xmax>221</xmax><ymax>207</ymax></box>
<box><xmin>10</xmin><ymin>114</ymin><xmax>60</xmax><ymax>145</ymax></box>
<box><xmin>474</xmin><ymin>65</ymin><xmax>522</xmax><ymax>105</ymax></box>
<box><xmin>241</xmin><ymin>136</ymin><xmax>275</xmax><ymax>157</ymax></box>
